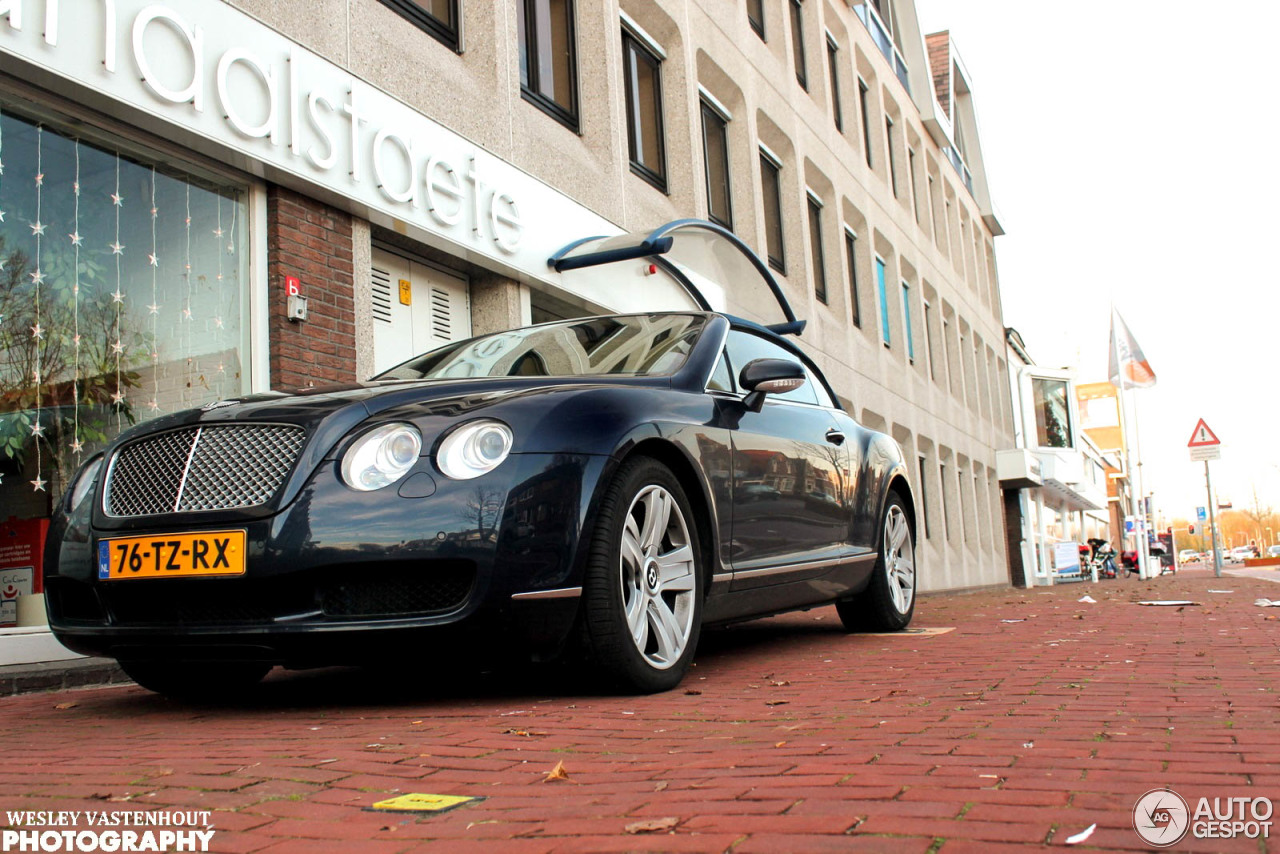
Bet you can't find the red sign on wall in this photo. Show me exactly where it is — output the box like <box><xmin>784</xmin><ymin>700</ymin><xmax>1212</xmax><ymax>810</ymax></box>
<box><xmin>285</xmin><ymin>275</ymin><xmax>301</xmax><ymax>297</ymax></box>
<box><xmin>1</xmin><ymin>517</ymin><xmax>48</xmax><ymax>627</ymax></box>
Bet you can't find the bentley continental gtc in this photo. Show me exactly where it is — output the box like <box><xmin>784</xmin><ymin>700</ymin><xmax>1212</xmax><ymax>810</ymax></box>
<box><xmin>45</xmin><ymin>221</ymin><xmax>918</xmax><ymax>697</ymax></box>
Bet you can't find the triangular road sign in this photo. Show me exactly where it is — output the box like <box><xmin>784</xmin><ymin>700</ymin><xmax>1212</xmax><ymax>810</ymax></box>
<box><xmin>1187</xmin><ymin>418</ymin><xmax>1221</xmax><ymax>448</ymax></box>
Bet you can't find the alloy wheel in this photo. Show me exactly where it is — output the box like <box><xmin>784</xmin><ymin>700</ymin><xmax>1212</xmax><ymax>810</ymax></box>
<box><xmin>619</xmin><ymin>484</ymin><xmax>696</xmax><ymax>669</ymax></box>
<box><xmin>884</xmin><ymin>504</ymin><xmax>915</xmax><ymax>614</ymax></box>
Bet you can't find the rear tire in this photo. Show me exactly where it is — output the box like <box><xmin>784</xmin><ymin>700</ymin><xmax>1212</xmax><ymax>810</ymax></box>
<box><xmin>579</xmin><ymin>457</ymin><xmax>704</xmax><ymax>694</ymax></box>
<box><xmin>120</xmin><ymin>660</ymin><xmax>270</xmax><ymax>701</ymax></box>
<box><xmin>837</xmin><ymin>492</ymin><xmax>916</xmax><ymax>632</ymax></box>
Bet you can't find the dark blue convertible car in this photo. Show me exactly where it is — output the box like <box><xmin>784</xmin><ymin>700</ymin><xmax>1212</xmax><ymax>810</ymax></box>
<box><xmin>45</xmin><ymin>222</ymin><xmax>917</xmax><ymax>696</ymax></box>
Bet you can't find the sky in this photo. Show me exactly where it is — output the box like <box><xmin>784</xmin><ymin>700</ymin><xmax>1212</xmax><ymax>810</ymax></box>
<box><xmin>913</xmin><ymin>0</ymin><xmax>1280</xmax><ymax>526</ymax></box>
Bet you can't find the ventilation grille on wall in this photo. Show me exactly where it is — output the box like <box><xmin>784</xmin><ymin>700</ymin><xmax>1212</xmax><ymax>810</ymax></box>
<box><xmin>371</xmin><ymin>266</ymin><xmax>393</xmax><ymax>324</ymax></box>
<box><xmin>431</xmin><ymin>287</ymin><xmax>452</xmax><ymax>340</ymax></box>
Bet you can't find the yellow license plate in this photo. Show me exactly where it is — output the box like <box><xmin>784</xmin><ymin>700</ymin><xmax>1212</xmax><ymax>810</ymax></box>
<box><xmin>97</xmin><ymin>530</ymin><xmax>246</xmax><ymax>580</ymax></box>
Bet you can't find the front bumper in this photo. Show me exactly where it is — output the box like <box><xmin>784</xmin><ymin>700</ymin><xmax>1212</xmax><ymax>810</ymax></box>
<box><xmin>45</xmin><ymin>452</ymin><xmax>605</xmax><ymax>665</ymax></box>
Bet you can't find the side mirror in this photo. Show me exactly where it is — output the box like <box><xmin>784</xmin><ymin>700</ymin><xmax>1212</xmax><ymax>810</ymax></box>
<box><xmin>739</xmin><ymin>358</ymin><xmax>806</xmax><ymax>412</ymax></box>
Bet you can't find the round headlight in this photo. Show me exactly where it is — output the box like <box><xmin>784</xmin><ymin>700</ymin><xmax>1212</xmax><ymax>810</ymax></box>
<box><xmin>341</xmin><ymin>423</ymin><xmax>422</xmax><ymax>491</ymax></box>
<box><xmin>69</xmin><ymin>456</ymin><xmax>103</xmax><ymax>511</ymax></box>
<box><xmin>436</xmin><ymin>420</ymin><xmax>513</xmax><ymax>480</ymax></box>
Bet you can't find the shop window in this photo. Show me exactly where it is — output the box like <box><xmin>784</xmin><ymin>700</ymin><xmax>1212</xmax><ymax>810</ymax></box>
<box><xmin>789</xmin><ymin>0</ymin><xmax>807</xmax><ymax>90</ymax></box>
<box><xmin>1032</xmin><ymin>377</ymin><xmax>1073</xmax><ymax>449</ymax></box>
<box><xmin>844</xmin><ymin>229</ymin><xmax>860</xmax><ymax>328</ymax></box>
<box><xmin>806</xmin><ymin>194</ymin><xmax>826</xmax><ymax>304</ymax></box>
<box><xmin>0</xmin><ymin>106</ymin><xmax>250</xmax><ymax>512</ymax></box>
<box><xmin>747</xmin><ymin>0</ymin><xmax>765</xmax><ymax>39</ymax></box>
<box><xmin>622</xmin><ymin>31</ymin><xmax>667</xmax><ymax>191</ymax></box>
<box><xmin>826</xmin><ymin>35</ymin><xmax>842</xmax><ymax>131</ymax></box>
<box><xmin>759</xmin><ymin>150</ymin><xmax>785</xmax><ymax>273</ymax></box>
<box><xmin>875</xmin><ymin>256</ymin><xmax>890</xmax><ymax>346</ymax></box>
<box><xmin>700</xmin><ymin>100</ymin><xmax>733</xmax><ymax>230</ymax></box>
<box><xmin>518</xmin><ymin>0</ymin><xmax>579</xmax><ymax>131</ymax></box>
<box><xmin>379</xmin><ymin>0</ymin><xmax>459</xmax><ymax>51</ymax></box>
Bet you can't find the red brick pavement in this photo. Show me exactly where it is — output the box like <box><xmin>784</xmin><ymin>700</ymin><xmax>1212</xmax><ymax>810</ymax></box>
<box><xmin>3</xmin><ymin>569</ymin><xmax>1278</xmax><ymax>852</ymax></box>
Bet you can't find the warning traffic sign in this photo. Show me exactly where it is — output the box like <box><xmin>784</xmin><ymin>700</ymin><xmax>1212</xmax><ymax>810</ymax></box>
<box><xmin>1187</xmin><ymin>419</ymin><xmax>1221</xmax><ymax>448</ymax></box>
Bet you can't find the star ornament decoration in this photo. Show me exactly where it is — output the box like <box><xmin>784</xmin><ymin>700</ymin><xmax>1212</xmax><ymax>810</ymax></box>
<box><xmin>30</xmin><ymin>421</ymin><xmax>45</xmax><ymax>438</ymax></box>
<box><xmin>30</xmin><ymin>323</ymin><xmax>44</xmax><ymax>340</ymax></box>
<box><xmin>110</xmin><ymin>390</ymin><xmax>126</xmax><ymax>405</ymax></box>
<box><xmin>111</xmin><ymin>339</ymin><xmax>124</xmax><ymax>355</ymax></box>
<box><xmin>34</xmin><ymin>172</ymin><xmax>44</xmax><ymax>187</ymax></box>
<box><xmin>30</xmin><ymin>269</ymin><xmax>44</xmax><ymax>285</ymax></box>
<box><xmin>30</xmin><ymin>220</ymin><xmax>46</xmax><ymax>236</ymax></box>
<box><xmin>70</xmin><ymin>438</ymin><xmax>84</xmax><ymax>455</ymax></box>
<box><xmin>111</xmin><ymin>192</ymin><xmax>124</xmax><ymax>207</ymax></box>
<box><xmin>69</xmin><ymin>231</ymin><xmax>83</xmax><ymax>246</ymax></box>
<box><xmin>112</xmin><ymin>289</ymin><xmax>125</xmax><ymax>304</ymax></box>
<box><xmin>147</xmin><ymin>252</ymin><xmax>159</xmax><ymax>267</ymax></box>
<box><xmin>31</xmin><ymin>476</ymin><xmax>47</xmax><ymax>493</ymax></box>
<box><xmin>110</xmin><ymin>241</ymin><xmax>125</xmax><ymax>255</ymax></box>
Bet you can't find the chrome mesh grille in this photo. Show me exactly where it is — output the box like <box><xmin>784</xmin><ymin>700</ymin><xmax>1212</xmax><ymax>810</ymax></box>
<box><xmin>106</xmin><ymin>425</ymin><xmax>306</xmax><ymax>517</ymax></box>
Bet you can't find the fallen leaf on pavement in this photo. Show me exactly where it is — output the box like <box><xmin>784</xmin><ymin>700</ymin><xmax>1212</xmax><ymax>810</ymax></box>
<box><xmin>625</xmin><ymin>817</ymin><xmax>679</xmax><ymax>834</ymax></box>
<box><xmin>765</xmin><ymin>700</ymin><xmax>789</xmax><ymax>707</ymax></box>
<box><xmin>54</xmin><ymin>702</ymin><xmax>78</xmax><ymax>710</ymax></box>
<box><xmin>543</xmin><ymin>761</ymin><xmax>571</xmax><ymax>783</ymax></box>
<box><xmin>683</xmin><ymin>689</ymin><xmax>702</xmax><ymax>696</ymax></box>
<box><xmin>653</xmin><ymin>781</ymin><xmax>668</xmax><ymax>792</ymax></box>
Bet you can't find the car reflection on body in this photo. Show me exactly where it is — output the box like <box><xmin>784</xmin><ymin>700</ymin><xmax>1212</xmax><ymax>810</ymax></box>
<box><xmin>46</xmin><ymin>221</ymin><xmax>918</xmax><ymax>699</ymax></box>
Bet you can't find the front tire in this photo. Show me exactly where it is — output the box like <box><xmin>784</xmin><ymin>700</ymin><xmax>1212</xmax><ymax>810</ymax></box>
<box><xmin>580</xmin><ymin>457</ymin><xmax>703</xmax><ymax>693</ymax></box>
<box><xmin>837</xmin><ymin>492</ymin><xmax>916</xmax><ymax>631</ymax></box>
<box><xmin>120</xmin><ymin>660</ymin><xmax>270</xmax><ymax>701</ymax></box>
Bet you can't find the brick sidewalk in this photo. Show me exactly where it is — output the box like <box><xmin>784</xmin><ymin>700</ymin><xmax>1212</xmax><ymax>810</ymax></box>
<box><xmin>3</xmin><ymin>570</ymin><xmax>1278</xmax><ymax>852</ymax></box>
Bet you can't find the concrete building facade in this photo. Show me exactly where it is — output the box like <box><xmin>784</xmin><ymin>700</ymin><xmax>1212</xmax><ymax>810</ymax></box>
<box><xmin>0</xmin><ymin>0</ymin><xmax>1012</xmax><ymax>664</ymax></box>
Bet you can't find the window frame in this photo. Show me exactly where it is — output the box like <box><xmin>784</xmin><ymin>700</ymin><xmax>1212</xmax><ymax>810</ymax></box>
<box><xmin>858</xmin><ymin>78</ymin><xmax>873</xmax><ymax>168</ymax></box>
<box><xmin>825</xmin><ymin>32</ymin><xmax>842</xmax><ymax>131</ymax></box>
<box><xmin>379</xmin><ymin>0</ymin><xmax>460</xmax><ymax>50</ymax></box>
<box><xmin>844</xmin><ymin>227</ymin><xmax>861</xmax><ymax>328</ymax></box>
<box><xmin>806</xmin><ymin>191</ymin><xmax>827</xmax><ymax>305</ymax></box>
<box><xmin>875</xmin><ymin>255</ymin><xmax>890</xmax><ymax>347</ymax></box>
<box><xmin>917</xmin><ymin>453</ymin><xmax>931</xmax><ymax>539</ymax></box>
<box><xmin>518</xmin><ymin>0</ymin><xmax>580</xmax><ymax>133</ymax></box>
<box><xmin>901</xmin><ymin>279</ymin><xmax>914</xmax><ymax>363</ymax></box>
<box><xmin>621</xmin><ymin>28</ymin><xmax>668</xmax><ymax>192</ymax></box>
<box><xmin>885</xmin><ymin>114</ymin><xmax>898</xmax><ymax>197</ymax></box>
<box><xmin>759</xmin><ymin>146</ymin><xmax>786</xmax><ymax>274</ymax></box>
<box><xmin>790</xmin><ymin>0</ymin><xmax>808</xmax><ymax>90</ymax></box>
<box><xmin>747</xmin><ymin>0</ymin><xmax>766</xmax><ymax>39</ymax></box>
<box><xmin>699</xmin><ymin>97</ymin><xmax>734</xmax><ymax>230</ymax></box>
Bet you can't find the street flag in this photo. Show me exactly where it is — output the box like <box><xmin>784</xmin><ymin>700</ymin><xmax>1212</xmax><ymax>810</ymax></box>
<box><xmin>1108</xmin><ymin>309</ymin><xmax>1156</xmax><ymax>388</ymax></box>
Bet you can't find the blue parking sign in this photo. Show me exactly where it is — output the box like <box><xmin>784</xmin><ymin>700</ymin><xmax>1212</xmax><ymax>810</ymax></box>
<box><xmin>1196</xmin><ymin>506</ymin><xmax>1207</xmax><ymax>521</ymax></box>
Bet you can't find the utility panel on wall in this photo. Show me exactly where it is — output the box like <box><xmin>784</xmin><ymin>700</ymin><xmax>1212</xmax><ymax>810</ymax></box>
<box><xmin>371</xmin><ymin>247</ymin><xmax>471</xmax><ymax>375</ymax></box>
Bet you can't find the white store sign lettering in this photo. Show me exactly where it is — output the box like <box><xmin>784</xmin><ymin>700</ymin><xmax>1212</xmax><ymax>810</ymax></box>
<box><xmin>0</xmin><ymin>0</ymin><xmax>677</xmax><ymax>303</ymax></box>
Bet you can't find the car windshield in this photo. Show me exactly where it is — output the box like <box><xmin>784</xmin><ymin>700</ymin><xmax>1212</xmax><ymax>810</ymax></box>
<box><xmin>376</xmin><ymin>314</ymin><xmax>707</xmax><ymax>381</ymax></box>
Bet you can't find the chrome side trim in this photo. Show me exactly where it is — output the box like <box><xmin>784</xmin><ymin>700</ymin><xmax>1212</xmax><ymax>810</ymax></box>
<box><xmin>732</xmin><ymin>553</ymin><xmax>876</xmax><ymax>580</ymax></box>
<box><xmin>510</xmin><ymin>586</ymin><xmax>584</xmax><ymax>601</ymax></box>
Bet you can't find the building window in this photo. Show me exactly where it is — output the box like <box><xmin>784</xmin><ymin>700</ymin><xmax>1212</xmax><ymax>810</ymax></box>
<box><xmin>923</xmin><ymin>299</ymin><xmax>935</xmax><ymax>379</ymax></box>
<box><xmin>1032</xmin><ymin>377</ymin><xmax>1072</xmax><ymax>449</ymax></box>
<box><xmin>379</xmin><ymin>0</ymin><xmax>459</xmax><ymax>50</ymax></box>
<box><xmin>844</xmin><ymin>229</ymin><xmax>860</xmax><ymax>327</ymax></box>
<box><xmin>885</xmin><ymin>115</ymin><xmax>898</xmax><ymax>197</ymax></box>
<box><xmin>747</xmin><ymin>0</ymin><xmax>765</xmax><ymax>39</ymax></box>
<box><xmin>875</xmin><ymin>257</ymin><xmax>890</xmax><ymax>346</ymax></box>
<box><xmin>622</xmin><ymin>31</ymin><xmax>666</xmax><ymax>191</ymax></box>
<box><xmin>0</xmin><ymin>105</ymin><xmax>251</xmax><ymax>513</ymax></box>
<box><xmin>826</xmin><ymin>35</ymin><xmax>842</xmax><ymax>131</ymax></box>
<box><xmin>908</xmin><ymin>148</ymin><xmax>920</xmax><ymax>222</ymax></box>
<box><xmin>518</xmin><ymin>0</ymin><xmax>579</xmax><ymax>131</ymax></box>
<box><xmin>901</xmin><ymin>281</ymin><xmax>914</xmax><ymax>362</ymax></box>
<box><xmin>790</xmin><ymin>0</ymin><xmax>807</xmax><ymax>90</ymax></box>
<box><xmin>917</xmin><ymin>454</ymin><xmax>931</xmax><ymax>539</ymax></box>
<box><xmin>700</xmin><ymin>100</ymin><xmax>733</xmax><ymax>229</ymax></box>
<box><xmin>760</xmin><ymin>150</ymin><xmax>785</xmax><ymax>273</ymax></box>
<box><xmin>858</xmin><ymin>79</ymin><xmax>873</xmax><ymax>167</ymax></box>
<box><xmin>807</xmin><ymin>195</ymin><xmax>826</xmax><ymax>304</ymax></box>
<box><xmin>939</xmin><ymin>460</ymin><xmax>951</xmax><ymax>540</ymax></box>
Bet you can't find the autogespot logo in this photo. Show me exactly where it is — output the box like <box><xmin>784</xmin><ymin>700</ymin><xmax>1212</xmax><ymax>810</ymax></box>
<box><xmin>1133</xmin><ymin>789</ymin><xmax>1190</xmax><ymax>847</ymax></box>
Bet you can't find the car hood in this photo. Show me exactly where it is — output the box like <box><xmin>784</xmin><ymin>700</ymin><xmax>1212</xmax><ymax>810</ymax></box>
<box><xmin>105</xmin><ymin>376</ymin><xmax>663</xmax><ymax>468</ymax></box>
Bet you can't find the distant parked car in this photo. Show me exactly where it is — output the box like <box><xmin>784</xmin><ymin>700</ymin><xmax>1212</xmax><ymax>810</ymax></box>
<box><xmin>1229</xmin><ymin>546</ymin><xmax>1254</xmax><ymax>563</ymax></box>
<box><xmin>1178</xmin><ymin>549</ymin><xmax>1198</xmax><ymax>562</ymax></box>
<box><xmin>1268</xmin><ymin>545</ymin><xmax>1280</xmax><ymax>558</ymax></box>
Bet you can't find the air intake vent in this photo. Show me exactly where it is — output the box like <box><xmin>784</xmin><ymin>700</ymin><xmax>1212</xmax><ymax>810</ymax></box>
<box><xmin>372</xmin><ymin>265</ymin><xmax>393</xmax><ymax>324</ymax></box>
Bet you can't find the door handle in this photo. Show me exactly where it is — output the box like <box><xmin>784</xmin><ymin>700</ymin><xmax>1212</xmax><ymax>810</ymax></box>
<box><xmin>825</xmin><ymin>429</ymin><xmax>846</xmax><ymax>446</ymax></box>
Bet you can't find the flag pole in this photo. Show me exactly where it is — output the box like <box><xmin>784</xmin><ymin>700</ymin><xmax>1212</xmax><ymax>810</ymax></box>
<box><xmin>1132</xmin><ymin>390</ymin><xmax>1151</xmax><ymax>580</ymax></box>
<box><xmin>1110</xmin><ymin>306</ymin><xmax>1145</xmax><ymax>580</ymax></box>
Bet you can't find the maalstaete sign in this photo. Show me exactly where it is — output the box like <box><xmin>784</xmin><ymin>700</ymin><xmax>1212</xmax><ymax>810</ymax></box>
<box><xmin>0</xmin><ymin>0</ymin><xmax>627</xmax><ymax>283</ymax></box>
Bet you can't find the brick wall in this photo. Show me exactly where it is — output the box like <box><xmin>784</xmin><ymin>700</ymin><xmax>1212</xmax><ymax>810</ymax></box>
<box><xmin>266</xmin><ymin>186</ymin><xmax>356</xmax><ymax>389</ymax></box>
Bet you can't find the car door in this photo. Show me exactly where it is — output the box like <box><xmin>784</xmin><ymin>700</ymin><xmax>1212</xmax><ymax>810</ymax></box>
<box><xmin>719</xmin><ymin>330</ymin><xmax>853</xmax><ymax>591</ymax></box>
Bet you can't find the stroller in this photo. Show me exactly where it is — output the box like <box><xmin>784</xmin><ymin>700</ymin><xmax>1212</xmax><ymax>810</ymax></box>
<box><xmin>1084</xmin><ymin>538</ymin><xmax>1119</xmax><ymax>578</ymax></box>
